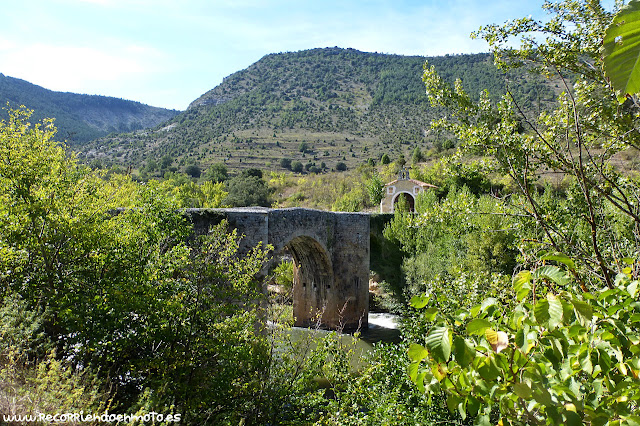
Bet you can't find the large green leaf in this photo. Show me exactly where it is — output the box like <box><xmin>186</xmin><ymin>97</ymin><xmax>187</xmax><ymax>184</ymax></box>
<box><xmin>513</xmin><ymin>270</ymin><xmax>532</xmax><ymax>301</ymax></box>
<box><xmin>534</xmin><ymin>298</ymin><xmax>550</xmax><ymax>324</ymax></box>
<box><xmin>513</xmin><ymin>382</ymin><xmax>532</xmax><ymax>399</ymax></box>
<box><xmin>425</xmin><ymin>326</ymin><xmax>452</xmax><ymax>362</ymax></box>
<box><xmin>408</xmin><ymin>343</ymin><xmax>429</xmax><ymax>362</ymax></box>
<box><xmin>410</xmin><ymin>294</ymin><xmax>430</xmax><ymax>309</ymax></box>
<box><xmin>571</xmin><ymin>298</ymin><xmax>593</xmax><ymax>323</ymax></box>
<box><xmin>540</xmin><ymin>252</ymin><xmax>576</xmax><ymax>271</ymax></box>
<box><xmin>408</xmin><ymin>361</ymin><xmax>420</xmax><ymax>382</ymax></box>
<box><xmin>466</xmin><ymin>318</ymin><xmax>493</xmax><ymax>336</ymax></box>
<box><xmin>604</xmin><ymin>0</ymin><xmax>640</xmax><ymax>95</ymax></box>
<box><xmin>454</xmin><ymin>336</ymin><xmax>476</xmax><ymax>367</ymax></box>
<box><xmin>423</xmin><ymin>307</ymin><xmax>439</xmax><ymax>321</ymax></box>
<box><xmin>547</xmin><ymin>294</ymin><xmax>564</xmax><ymax>330</ymax></box>
<box><xmin>477</xmin><ymin>356</ymin><xmax>501</xmax><ymax>381</ymax></box>
<box><xmin>534</xmin><ymin>265</ymin><xmax>570</xmax><ymax>286</ymax></box>
<box><xmin>534</xmin><ymin>294</ymin><xmax>563</xmax><ymax>329</ymax></box>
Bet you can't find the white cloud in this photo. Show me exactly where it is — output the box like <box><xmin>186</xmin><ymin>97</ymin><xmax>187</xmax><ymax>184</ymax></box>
<box><xmin>0</xmin><ymin>38</ymin><xmax>16</xmax><ymax>51</ymax></box>
<box><xmin>0</xmin><ymin>42</ymin><xmax>169</xmax><ymax>96</ymax></box>
<box><xmin>2</xmin><ymin>44</ymin><xmax>137</xmax><ymax>89</ymax></box>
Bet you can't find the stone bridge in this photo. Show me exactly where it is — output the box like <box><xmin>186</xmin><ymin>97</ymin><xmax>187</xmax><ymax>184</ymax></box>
<box><xmin>184</xmin><ymin>208</ymin><xmax>370</xmax><ymax>331</ymax></box>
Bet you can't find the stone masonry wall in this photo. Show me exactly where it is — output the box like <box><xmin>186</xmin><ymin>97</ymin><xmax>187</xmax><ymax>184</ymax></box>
<box><xmin>183</xmin><ymin>208</ymin><xmax>369</xmax><ymax>331</ymax></box>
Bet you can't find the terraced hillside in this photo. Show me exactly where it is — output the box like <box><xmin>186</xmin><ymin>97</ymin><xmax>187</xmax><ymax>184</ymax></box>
<box><xmin>79</xmin><ymin>47</ymin><xmax>556</xmax><ymax>174</ymax></box>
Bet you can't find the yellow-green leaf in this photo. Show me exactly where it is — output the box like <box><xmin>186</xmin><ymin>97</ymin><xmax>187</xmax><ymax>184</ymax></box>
<box><xmin>408</xmin><ymin>361</ymin><xmax>420</xmax><ymax>382</ymax></box>
<box><xmin>408</xmin><ymin>343</ymin><xmax>429</xmax><ymax>362</ymax></box>
<box><xmin>467</xmin><ymin>318</ymin><xmax>493</xmax><ymax>336</ymax></box>
<box><xmin>513</xmin><ymin>382</ymin><xmax>532</xmax><ymax>399</ymax></box>
<box><xmin>486</xmin><ymin>328</ymin><xmax>509</xmax><ymax>353</ymax></box>
<box><xmin>410</xmin><ymin>294</ymin><xmax>430</xmax><ymax>309</ymax></box>
<box><xmin>513</xmin><ymin>270</ymin><xmax>532</xmax><ymax>301</ymax></box>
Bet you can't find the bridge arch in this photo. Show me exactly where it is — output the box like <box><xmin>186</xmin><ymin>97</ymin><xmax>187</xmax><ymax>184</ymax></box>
<box><xmin>184</xmin><ymin>207</ymin><xmax>369</xmax><ymax>330</ymax></box>
<box><xmin>284</xmin><ymin>235</ymin><xmax>335</xmax><ymax>328</ymax></box>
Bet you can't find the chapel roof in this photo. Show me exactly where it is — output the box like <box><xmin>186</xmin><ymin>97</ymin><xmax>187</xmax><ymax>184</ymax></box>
<box><xmin>384</xmin><ymin>178</ymin><xmax>437</xmax><ymax>188</ymax></box>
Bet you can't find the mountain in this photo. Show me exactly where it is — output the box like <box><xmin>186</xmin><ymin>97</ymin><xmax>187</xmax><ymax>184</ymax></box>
<box><xmin>78</xmin><ymin>47</ymin><xmax>556</xmax><ymax>174</ymax></box>
<box><xmin>0</xmin><ymin>73</ymin><xmax>180</xmax><ymax>144</ymax></box>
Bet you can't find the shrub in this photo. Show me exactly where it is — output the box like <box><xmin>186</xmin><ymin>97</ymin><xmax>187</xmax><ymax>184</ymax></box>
<box><xmin>280</xmin><ymin>157</ymin><xmax>292</xmax><ymax>170</ymax></box>
<box><xmin>204</xmin><ymin>162</ymin><xmax>228</xmax><ymax>182</ymax></box>
<box><xmin>184</xmin><ymin>163</ymin><xmax>201</xmax><ymax>178</ymax></box>
<box><xmin>291</xmin><ymin>161</ymin><xmax>304</xmax><ymax>173</ymax></box>
<box><xmin>225</xmin><ymin>175</ymin><xmax>270</xmax><ymax>206</ymax></box>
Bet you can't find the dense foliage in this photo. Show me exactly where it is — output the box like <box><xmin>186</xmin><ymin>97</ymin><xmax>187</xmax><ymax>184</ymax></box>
<box><xmin>0</xmin><ymin>108</ymin><xmax>468</xmax><ymax>425</ymax></box>
<box><xmin>0</xmin><ymin>108</ymin><xmax>308</xmax><ymax>423</ymax></box>
<box><xmin>403</xmin><ymin>1</ymin><xmax>640</xmax><ymax>424</ymax></box>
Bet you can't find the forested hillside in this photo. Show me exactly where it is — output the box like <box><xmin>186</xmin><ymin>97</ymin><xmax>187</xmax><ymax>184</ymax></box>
<box><xmin>0</xmin><ymin>73</ymin><xmax>179</xmax><ymax>143</ymax></box>
<box><xmin>79</xmin><ymin>48</ymin><xmax>556</xmax><ymax>174</ymax></box>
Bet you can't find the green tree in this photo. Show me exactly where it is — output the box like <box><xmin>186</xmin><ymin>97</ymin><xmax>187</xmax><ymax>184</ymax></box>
<box><xmin>291</xmin><ymin>161</ymin><xmax>304</xmax><ymax>173</ymax></box>
<box><xmin>279</xmin><ymin>157</ymin><xmax>292</xmax><ymax>170</ymax></box>
<box><xmin>331</xmin><ymin>185</ymin><xmax>366</xmax><ymax>212</ymax></box>
<box><xmin>129</xmin><ymin>221</ymin><xmax>274</xmax><ymax>423</ymax></box>
<box><xmin>366</xmin><ymin>172</ymin><xmax>385</xmax><ymax>206</ymax></box>
<box><xmin>0</xmin><ymin>108</ymin><xmax>322</xmax><ymax>423</ymax></box>
<box><xmin>168</xmin><ymin>180</ymin><xmax>228</xmax><ymax>208</ymax></box>
<box><xmin>0</xmin><ymin>108</ymin><xmax>185</xmax><ymax>399</ymax></box>
<box><xmin>145</xmin><ymin>158</ymin><xmax>159</xmax><ymax>174</ymax></box>
<box><xmin>411</xmin><ymin>146</ymin><xmax>424</xmax><ymax>164</ymax></box>
<box><xmin>423</xmin><ymin>0</ymin><xmax>637</xmax><ymax>288</ymax></box>
<box><xmin>225</xmin><ymin>174</ymin><xmax>270</xmax><ymax>207</ymax></box>
<box><xmin>184</xmin><ymin>163</ymin><xmax>201</xmax><ymax>178</ymax></box>
<box><xmin>381</xmin><ymin>153</ymin><xmax>391</xmax><ymax>164</ymax></box>
<box><xmin>204</xmin><ymin>162</ymin><xmax>228</xmax><ymax>182</ymax></box>
<box><xmin>200</xmin><ymin>180</ymin><xmax>228</xmax><ymax>207</ymax></box>
<box><xmin>160</xmin><ymin>154</ymin><xmax>173</xmax><ymax>169</ymax></box>
<box><xmin>242</xmin><ymin>167</ymin><xmax>264</xmax><ymax>179</ymax></box>
<box><xmin>272</xmin><ymin>260</ymin><xmax>294</xmax><ymax>290</ymax></box>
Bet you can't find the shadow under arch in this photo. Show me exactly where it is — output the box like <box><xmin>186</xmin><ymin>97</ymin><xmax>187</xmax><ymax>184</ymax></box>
<box><xmin>284</xmin><ymin>235</ymin><xmax>337</xmax><ymax>329</ymax></box>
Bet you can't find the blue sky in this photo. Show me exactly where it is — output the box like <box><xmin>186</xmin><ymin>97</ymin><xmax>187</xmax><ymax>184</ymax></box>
<box><xmin>1</xmin><ymin>0</ymin><xmax>552</xmax><ymax>110</ymax></box>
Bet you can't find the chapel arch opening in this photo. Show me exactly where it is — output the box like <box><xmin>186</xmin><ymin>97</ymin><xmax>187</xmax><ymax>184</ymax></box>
<box><xmin>284</xmin><ymin>235</ymin><xmax>335</xmax><ymax>328</ymax></box>
<box><xmin>393</xmin><ymin>192</ymin><xmax>415</xmax><ymax>212</ymax></box>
